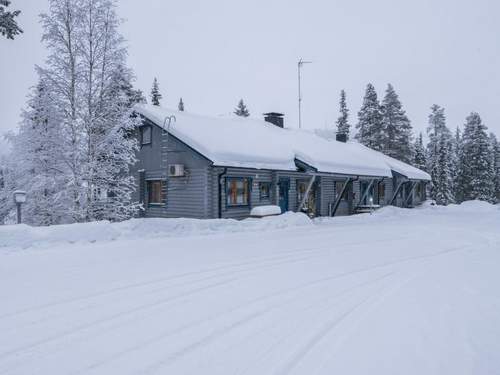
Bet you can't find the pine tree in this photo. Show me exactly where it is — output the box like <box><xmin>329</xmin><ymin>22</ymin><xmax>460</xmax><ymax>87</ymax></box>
<box><xmin>150</xmin><ymin>77</ymin><xmax>162</xmax><ymax>106</ymax></box>
<box><xmin>433</xmin><ymin>132</ymin><xmax>455</xmax><ymax>205</ymax></box>
<box><xmin>355</xmin><ymin>83</ymin><xmax>384</xmax><ymax>151</ymax></box>
<box><xmin>336</xmin><ymin>89</ymin><xmax>350</xmax><ymax>139</ymax></box>
<box><xmin>452</xmin><ymin>127</ymin><xmax>463</xmax><ymax>201</ymax></box>
<box><xmin>425</xmin><ymin>105</ymin><xmax>455</xmax><ymax>203</ymax></box>
<box><xmin>234</xmin><ymin>99</ymin><xmax>250</xmax><ymax>117</ymax></box>
<box><xmin>0</xmin><ymin>0</ymin><xmax>23</xmax><ymax>39</ymax></box>
<box><xmin>5</xmin><ymin>80</ymin><xmax>70</xmax><ymax>225</ymax></box>
<box><xmin>380</xmin><ymin>84</ymin><xmax>414</xmax><ymax>163</ymax></box>
<box><xmin>489</xmin><ymin>133</ymin><xmax>500</xmax><ymax>203</ymax></box>
<box><xmin>178</xmin><ymin>97</ymin><xmax>184</xmax><ymax>111</ymax></box>
<box><xmin>458</xmin><ymin>112</ymin><xmax>494</xmax><ymax>202</ymax></box>
<box><xmin>413</xmin><ymin>132</ymin><xmax>427</xmax><ymax>171</ymax></box>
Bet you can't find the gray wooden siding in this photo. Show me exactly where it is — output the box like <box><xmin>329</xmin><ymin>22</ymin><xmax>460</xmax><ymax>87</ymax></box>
<box><xmin>130</xmin><ymin>119</ymin><xmax>213</xmax><ymax>219</ymax></box>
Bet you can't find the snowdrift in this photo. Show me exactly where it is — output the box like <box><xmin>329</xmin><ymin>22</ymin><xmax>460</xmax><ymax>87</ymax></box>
<box><xmin>0</xmin><ymin>212</ymin><xmax>312</xmax><ymax>250</ymax></box>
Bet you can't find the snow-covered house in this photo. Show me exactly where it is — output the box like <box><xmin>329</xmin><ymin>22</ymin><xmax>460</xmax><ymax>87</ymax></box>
<box><xmin>131</xmin><ymin>105</ymin><xmax>430</xmax><ymax>219</ymax></box>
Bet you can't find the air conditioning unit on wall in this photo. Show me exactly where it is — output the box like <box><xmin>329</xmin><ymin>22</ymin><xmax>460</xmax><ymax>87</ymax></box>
<box><xmin>168</xmin><ymin>164</ymin><xmax>185</xmax><ymax>177</ymax></box>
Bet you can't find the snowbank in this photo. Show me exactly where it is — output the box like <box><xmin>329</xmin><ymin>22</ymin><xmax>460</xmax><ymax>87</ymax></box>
<box><xmin>0</xmin><ymin>212</ymin><xmax>312</xmax><ymax>250</ymax></box>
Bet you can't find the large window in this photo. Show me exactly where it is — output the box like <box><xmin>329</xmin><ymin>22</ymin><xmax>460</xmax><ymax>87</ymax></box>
<box><xmin>147</xmin><ymin>180</ymin><xmax>164</xmax><ymax>205</ymax></box>
<box><xmin>259</xmin><ymin>182</ymin><xmax>271</xmax><ymax>201</ymax></box>
<box><xmin>226</xmin><ymin>178</ymin><xmax>250</xmax><ymax>206</ymax></box>
<box><xmin>140</xmin><ymin>126</ymin><xmax>152</xmax><ymax>145</ymax></box>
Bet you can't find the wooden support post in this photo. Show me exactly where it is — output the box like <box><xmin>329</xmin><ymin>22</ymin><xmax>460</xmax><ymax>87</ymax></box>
<box><xmin>298</xmin><ymin>175</ymin><xmax>316</xmax><ymax>212</ymax></box>
<box><xmin>389</xmin><ymin>180</ymin><xmax>406</xmax><ymax>206</ymax></box>
<box><xmin>404</xmin><ymin>181</ymin><xmax>417</xmax><ymax>207</ymax></box>
<box><xmin>356</xmin><ymin>179</ymin><xmax>375</xmax><ymax>208</ymax></box>
<box><xmin>330</xmin><ymin>177</ymin><xmax>352</xmax><ymax>217</ymax></box>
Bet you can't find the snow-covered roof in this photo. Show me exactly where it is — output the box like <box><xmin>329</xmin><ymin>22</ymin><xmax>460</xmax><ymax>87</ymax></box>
<box><xmin>134</xmin><ymin>105</ymin><xmax>430</xmax><ymax>179</ymax></box>
<box><xmin>351</xmin><ymin>143</ymin><xmax>431</xmax><ymax>181</ymax></box>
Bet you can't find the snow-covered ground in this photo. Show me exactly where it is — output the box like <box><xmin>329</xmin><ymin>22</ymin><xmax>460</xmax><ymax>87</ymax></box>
<box><xmin>1</xmin><ymin>202</ymin><xmax>500</xmax><ymax>374</ymax></box>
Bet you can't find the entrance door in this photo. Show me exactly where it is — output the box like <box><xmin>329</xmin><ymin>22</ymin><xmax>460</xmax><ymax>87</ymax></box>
<box><xmin>278</xmin><ymin>178</ymin><xmax>289</xmax><ymax>213</ymax></box>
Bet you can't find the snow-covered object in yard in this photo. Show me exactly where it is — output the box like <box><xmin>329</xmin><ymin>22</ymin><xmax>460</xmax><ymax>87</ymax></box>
<box><xmin>250</xmin><ymin>205</ymin><xmax>282</xmax><ymax>217</ymax></box>
<box><xmin>134</xmin><ymin>105</ymin><xmax>392</xmax><ymax>177</ymax></box>
<box><xmin>0</xmin><ymin>212</ymin><xmax>312</xmax><ymax>250</ymax></box>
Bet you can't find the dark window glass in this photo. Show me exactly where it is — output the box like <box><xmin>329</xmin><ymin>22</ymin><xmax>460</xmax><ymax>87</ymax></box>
<box><xmin>141</xmin><ymin>126</ymin><xmax>152</xmax><ymax>145</ymax></box>
<box><xmin>147</xmin><ymin>180</ymin><xmax>163</xmax><ymax>204</ymax></box>
<box><xmin>226</xmin><ymin>178</ymin><xmax>250</xmax><ymax>206</ymax></box>
<box><xmin>259</xmin><ymin>182</ymin><xmax>271</xmax><ymax>200</ymax></box>
<box><xmin>378</xmin><ymin>183</ymin><xmax>386</xmax><ymax>203</ymax></box>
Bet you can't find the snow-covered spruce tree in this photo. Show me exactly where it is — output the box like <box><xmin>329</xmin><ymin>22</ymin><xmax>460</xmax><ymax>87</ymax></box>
<box><xmin>458</xmin><ymin>112</ymin><xmax>494</xmax><ymax>202</ymax></box>
<box><xmin>0</xmin><ymin>151</ymin><xmax>15</xmax><ymax>224</ymax></box>
<box><xmin>234</xmin><ymin>99</ymin><xmax>250</xmax><ymax>117</ymax></box>
<box><xmin>0</xmin><ymin>0</ymin><xmax>23</xmax><ymax>39</ymax></box>
<box><xmin>433</xmin><ymin>132</ymin><xmax>455</xmax><ymax>205</ymax></box>
<box><xmin>489</xmin><ymin>133</ymin><xmax>500</xmax><ymax>203</ymax></box>
<box><xmin>6</xmin><ymin>80</ymin><xmax>70</xmax><ymax>225</ymax></box>
<box><xmin>413</xmin><ymin>132</ymin><xmax>427</xmax><ymax>171</ymax></box>
<box><xmin>36</xmin><ymin>0</ymin><xmax>140</xmax><ymax>223</ymax></box>
<box><xmin>336</xmin><ymin>89</ymin><xmax>350</xmax><ymax>139</ymax></box>
<box><xmin>452</xmin><ymin>127</ymin><xmax>464</xmax><ymax>202</ymax></box>
<box><xmin>380</xmin><ymin>84</ymin><xmax>414</xmax><ymax>164</ymax></box>
<box><xmin>150</xmin><ymin>77</ymin><xmax>162</xmax><ymax>106</ymax></box>
<box><xmin>355</xmin><ymin>83</ymin><xmax>384</xmax><ymax>151</ymax></box>
<box><xmin>178</xmin><ymin>97</ymin><xmax>184</xmax><ymax>111</ymax></box>
<box><xmin>426</xmin><ymin>105</ymin><xmax>454</xmax><ymax>203</ymax></box>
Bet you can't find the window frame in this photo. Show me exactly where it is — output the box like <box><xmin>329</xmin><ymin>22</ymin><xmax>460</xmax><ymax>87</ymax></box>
<box><xmin>226</xmin><ymin>177</ymin><xmax>251</xmax><ymax>207</ymax></box>
<box><xmin>259</xmin><ymin>182</ymin><xmax>271</xmax><ymax>201</ymax></box>
<box><xmin>140</xmin><ymin>125</ymin><xmax>152</xmax><ymax>146</ymax></box>
<box><xmin>147</xmin><ymin>179</ymin><xmax>164</xmax><ymax>206</ymax></box>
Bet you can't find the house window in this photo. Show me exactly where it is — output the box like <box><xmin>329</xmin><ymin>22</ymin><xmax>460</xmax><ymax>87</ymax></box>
<box><xmin>140</xmin><ymin>126</ymin><xmax>152</xmax><ymax>145</ymax></box>
<box><xmin>226</xmin><ymin>178</ymin><xmax>250</xmax><ymax>206</ymax></box>
<box><xmin>259</xmin><ymin>182</ymin><xmax>271</xmax><ymax>200</ymax></box>
<box><xmin>147</xmin><ymin>180</ymin><xmax>164</xmax><ymax>204</ymax></box>
<box><xmin>378</xmin><ymin>182</ymin><xmax>385</xmax><ymax>203</ymax></box>
<box><xmin>335</xmin><ymin>181</ymin><xmax>348</xmax><ymax>200</ymax></box>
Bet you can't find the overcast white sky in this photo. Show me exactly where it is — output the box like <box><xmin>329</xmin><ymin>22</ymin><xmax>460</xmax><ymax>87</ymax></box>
<box><xmin>1</xmin><ymin>0</ymin><xmax>499</xmax><ymax>144</ymax></box>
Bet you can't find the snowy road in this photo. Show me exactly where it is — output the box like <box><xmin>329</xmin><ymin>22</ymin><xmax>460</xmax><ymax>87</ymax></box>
<box><xmin>1</xmin><ymin>203</ymin><xmax>500</xmax><ymax>374</ymax></box>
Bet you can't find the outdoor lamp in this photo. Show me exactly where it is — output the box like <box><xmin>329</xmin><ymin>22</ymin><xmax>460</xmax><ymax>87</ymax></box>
<box><xmin>13</xmin><ymin>190</ymin><xmax>27</xmax><ymax>224</ymax></box>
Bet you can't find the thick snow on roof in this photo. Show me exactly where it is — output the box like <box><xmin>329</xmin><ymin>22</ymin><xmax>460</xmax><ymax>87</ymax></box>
<box><xmin>135</xmin><ymin>105</ymin><xmax>397</xmax><ymax>177</ymax></box>
<box><xmin>313</xmin><ymin>129</ymin><xmax>431</xmax><ymax>180</ymax></box>
<box><xmin>352</xmin><ymin>143</ymin><xmax>431</xmax><ymax>181</ymax></box>
<box><xmin>135</xmin><ymin>105</ymin><xmax>297</xmax><ymax>171</ymax></box>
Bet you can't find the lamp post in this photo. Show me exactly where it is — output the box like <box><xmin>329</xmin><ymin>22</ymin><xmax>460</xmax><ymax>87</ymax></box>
<box><xmin>297</xmin><ymin>58</ymin><xmax>312</xmax><ymax>129</ymax></box>
<box><xmin>13</xmin><ymin>190</ymin><xmax>26</xmax><ymax>224</ymax></box>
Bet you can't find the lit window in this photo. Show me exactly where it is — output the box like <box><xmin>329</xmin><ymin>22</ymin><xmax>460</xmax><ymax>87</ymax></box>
<box><xmin>141</xmin><ymin>126</ymin><xmax>152</xmax><ymax>145</ymax></box>
<box><xmin>259</xmin><ymin>182</ymin><xmax>271</xmax><ymax>200</ymax></box>
<box><xmin>147</xmin><ymin>180</ymin><xmax>163</xmax><ymax>204</ymax></box>
<box><xmin>226</xmin><ymin>178</ymin><xmax>250</xmax><ymax>206</ymax></box>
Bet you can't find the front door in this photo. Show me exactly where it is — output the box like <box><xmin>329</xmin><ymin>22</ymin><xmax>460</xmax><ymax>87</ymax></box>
<box><xmin>278</xmin><ymin>178</ymin><xmax>289</xmax><ymax>213</ymax></box>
